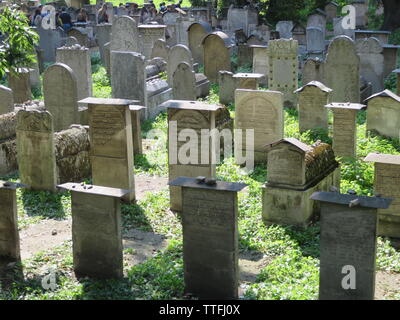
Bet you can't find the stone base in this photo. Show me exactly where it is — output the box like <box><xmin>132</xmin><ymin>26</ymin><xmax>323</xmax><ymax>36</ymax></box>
<box><xmin>262</xmin><ymin>167</ymin><xmax>340</xmax><ymax>227</ymax></box>
<box><xmin>377</xmin><ymin>214</ymin><xmax>400</xmax><ymax>238</ymax></box>
<box><xmin>195</xmin><ymin>74</ymin><xmax>210</xmax><ymax>98</ymax></box>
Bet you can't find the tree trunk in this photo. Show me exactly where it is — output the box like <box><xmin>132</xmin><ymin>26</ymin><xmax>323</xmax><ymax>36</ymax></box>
<box><xmin>381</xmin><ymin>0</ymin><xmax>400</xmax><ymax>31</ymax></box>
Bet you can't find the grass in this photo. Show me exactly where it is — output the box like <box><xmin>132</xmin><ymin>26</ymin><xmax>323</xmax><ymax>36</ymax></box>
<box><xmin>88</xmin><ymin>0</ymin><xmax>192</xmax><ymax>8</ymax></box>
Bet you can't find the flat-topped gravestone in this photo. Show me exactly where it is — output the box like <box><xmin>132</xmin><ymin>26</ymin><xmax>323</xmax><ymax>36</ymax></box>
<box><xmin>169</xmin><ymin>176</ymin><xmax>247</xmax><ymax>299</ymax></box>
<box><xmin>173</xmin><ymin>62</ymin><xmax>196</xmax><ymax>101</ymax></box>
<box><xmin>311</xmin><ymin>191</ymin><xmax>392</xmax><ymax>300</ymax></box>
<box><xmin>129</xmin><ymin>105</ymin><xmax>145</xmax><ymax>155</ymax></box>
<box><xmin>382</xmin><ymin>44</ymin><xmax>400</xmax><ymax>78</ymax></box>
<box><xmin>43</xmin><ymin>63</ymin><xmax>79</xmax><ymax>132</ymax></box>
<box><xmin>232</xmin><ymin>73</ymin><xmax>264</xmax><ymax>89</ymax></box>
<box><xmin>167</xmin><ymin>44</ymin><xmax>193</xmax><ymax>87</ymax></box>
<box><xmin>8</xmin><ymin>69</ymin><xmax>31</xmax><ymax>104</ymax></box>
<box><xmin>365</xmin><ymin>90</ymin><xmax>400</xmax><ymax>140</ymax></box>
<box><xmin>251</xmin><ymin>45</ymin><xmax>268</xmax><ymax>86</ymax></box>
<box><xmin>110</xmin><ymin>15</ymin><xmax>140</xmax><ymax>53</ymax></box>
<box><xmin>365</xmin><ymin>153</ymin><xmax>400</xmax><ymax>238</ymax></box>
<box><xmin>235</xmin><ymin>89</ymin><xmax>284</xmax><ymax>163</ymax></box>
<box><xmin>138</xmin><ymin>24</ymin><xmax>166</xmax><ymax>60</ymax></box>
<box><xmin>295</xmin><ymin>81</ymin><xmax>332</xmax><ymax>132</ymax></box>
<box><xmin>354</xmin><ymin>30</ymin><xmax>391</xmax><ymax>45</ymax></box>
<box><xmin>79</xmin><ymin>97</ymin><xmax>136</xmax><ymax>203</ymax></box>
<box><xmin>325</xmin><ymin>102</ymin><xmax>366</xmax><ymax>158</ymax></box>
<box><xmin>268</xmin><ymin>39</ymin><xmax>298</xmax><ymax>108</ymax></box>
<box><xmin>58</xmin><ymin>183</ymin><xmax>131</xmax><ymax>279</ymax></box>
<box><xmin>16</xmin><ymin>110</ymin><xmax>56</xmax><ymax>191</ymax></box>
<box><xmin>352</xmin><ymin>0</ymin><xmax>369</xmax><ymax>28</ymax></box>
<box><xmin>188</xmin><ymin>22</ymin><xmax>211</xmax><ymax>65</ymax></box>
<box><xmin>325</xmin><ymin>36</ymin><xmax>360</xmax><ymax>103</ymax></box>
<box><xmin>0</xmin><ymin>85</ymin><xmax>14</xmax><ymax>115</ymax></box>
<box><xmin>163</xmin><ymin>100</ymin><xmax>222</xmax><ymax>212</ymax></box>
<box><xmin>151</xmin><ymin>38</ymin><xmax>169</xmax><ymax>61</ymax></box>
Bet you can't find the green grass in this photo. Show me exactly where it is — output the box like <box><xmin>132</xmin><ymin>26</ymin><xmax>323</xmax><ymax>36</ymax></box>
<box><xmin>88</xmin><ymin>0</ymin><xmax>192</xmax><ymax>8</ymax></box>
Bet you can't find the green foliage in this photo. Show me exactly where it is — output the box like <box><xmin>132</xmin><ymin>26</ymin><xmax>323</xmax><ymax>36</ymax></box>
<box><xmin>0</xmin><ymin>6</ymin><xmax>39</xmax><ymax>77</ymax></box>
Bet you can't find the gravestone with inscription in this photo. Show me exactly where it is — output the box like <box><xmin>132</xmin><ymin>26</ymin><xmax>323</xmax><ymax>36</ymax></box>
<box><xmin>302</xmin><ymin>58</ymin><xmax>324</xmax><ymax>85</ymax></box>
<box><xmin>110</xmin><ymin>16</ymin><xmax>140</xmax><ymax>53</ymax></box>
<box><xmin>311</xmin><ymin>191</ymin><xmax>392</xmax><ymax>300</ymax></box>
<box><xmin>365</xmin><ymin>153</ymin><xmax>400</xmax><ymax>238</ymax></box>
<box><xmin>138</xmin><ymin>24</ymin><xmax>166</xmax><ymax>60</ymax></box>
<box><xmin>169</xmin><ymin>176</ymin><xmax>247</xmax><ymax>299</ymax></box>
<box><xmin>79</xmin><ymin>98</ymin><xmax>136</xmax><ymax>203</ymax></box>
<box><xmin>173</xmin><ymin>62</ymin><xmax>196</xmax><ymax>101</ymax></box>
<box><xmin>325</xmin><ymin>102</ymin><xmax>366</xmax><ymax>158</ymax></box>
<box><xmin>58</xmin><ymin>183</ymin><xmax>131</xmax><ymax>279</ymax></box>
<box><xmin>167</xmin><ymin>44</ymin><xmax>193</xmax><ymax>87</ymax></box>
<box><xmin>0</xmin><ymin>85</ymin><xmax>14</xmax><ymax>115</ymax></box>
<box><xmin>16</xmin><ymin>110</ymin><xmax>57</xmax><ymax>192</ymax></box>
<box><xmin>151</xmin><ymin>39</ymin><xmax>169</xmax><ymax>61</ymax></box>
<box><xmin>235</xmin><ymin>89</ymin><xmax>284</xmax><ymax>163</ymax></box>
<box><xmin>188</xmin><ymin>22</ymin><xmax>211</xmax><ymax>65</ymax></box>
<box><xmin>163</xmin><ymin>100</ymin><xmax>222</xmax><ymax>212</ymax></box>
<box><xmin>295</xmin><ymin>81</ymin><xmax>332</xmax><ymax>132</ymax></box>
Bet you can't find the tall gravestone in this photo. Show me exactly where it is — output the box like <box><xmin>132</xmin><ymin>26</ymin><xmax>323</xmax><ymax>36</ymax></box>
<box><xmin>268</xmin><ymin>39</ymin><xmax>298</xmax><ymax>107</ymax></box>
<box><xmin>96</xmin><ymin>23</ymin><xmax>112</xmax><ymax>65</ymax></box>
<box><xmin>325</xmin><ymin>36</ymin><xmax>360</xmax><ymax>103</ymax></box>
<box><xmin>43</xmin><ymin>63</ymin><xmax>79</xmax><ymax>132</ymax></box>
<box><xmin>307</xmin><ymin>12</ymin><xmax>326</xmax><ymax>34</ymax></box>
<box><xmin>306</xmin><ymin>27</ymin><xmax>325</xmax><ymax>56</ymax></box>
<box><xmin>302</xmin><ymin>58</ymin><xmax>324</xmax><ymax>85</ymax></box>
<box><xmin>129</xmin><ymin>105</ymin><xmax>145</xmax><ymax>155</ymax></box>
<box><xmin>169</xmin><ymin>177</ymin><xmax>247</xmax><ymax>299</ymax></box>
<box><xmin>80</xmin><ymin>97</ymin><xmax>136</xmax><ymax>203</ymax></box>
<box><xmin>325</xmin><ymin>102</ymin><xmax>366</xmax><ymax>158</ymax></box>
<box><xmin>251</xmin><ymin>45</ymin><xmax>268</xmax><ymax>86</ymax></box>
<box><xmin>58</xmin><ymin>183</ymin><xmax>131</xmax><ymax>279</ymax></box>
<box><xmin>311</xmin><ymin>191</ymin><xmax>392</xmax><ymax>300</ymax></box>
<box><xmin>188</xmin><ymin>22</ymin><xmax>211</xmax><ymax>65</ymax></box>
<box><xmin>56</xmin><ymin>45</ymin><xmax>93</xmax><ymax>100</ymax></box>
<box><xmin>173</xmin><ymin>62</ymin><xmax>197</xmax><ymax>101</ymax></box>
<box><xmin>393</xmin><ymin>69</ymin><xmax>400</xmax><ymax>95</ymax></box>
<box><xmin>164</xmin><ymin>100</ymin><xmax>222</xmax><ymax>212</ymax></box>
<box><xmin>16</xmin><ymin>110</ymin><xmax>57</xmax><ymax>191</ymax></box>
<box><xmin>138</xmin><ymin>24</ymin><xmax>166</xmax><ymax>60</ymax></box>
<box><xmin>8</xmin><ymin>69</ymin><xmax>31</xmax><ymax>104</ymax></box>
<box><xmin>295</xmin><ymin>81</ymin><xmax>332</xmax><ymax>132</ymax></box>
<box><xmin>276</xmin><ymin>21</ymin><xmax>294</xmax><ymax>39</ymax></box>
<box><xmin>167</xmin><ymin>44</ymin><xmax>193</xmax><ymax>87</ymax></box>
<box><xmin>151</xmin><ymin>38</ymin><xmax>169</xmax><ymax>61</ymax></box>
<box><xmin>235</xmin><ymin>89</ymin><xmax>284</xmax><ymax>163</ymax></box>
<box><xmin>0</xmin><ymin>85</ymin><xmax>14</xmax><ymax>114</ymax></box>
<box><xmin>364</xmin><ymin>153</ymin><xmax>400</xmax><ymax>238</ymax></box>
<box><xmin>110</xmin><ymin>16</ymin><xmax>140</xmax><ymax>53</ymax></box>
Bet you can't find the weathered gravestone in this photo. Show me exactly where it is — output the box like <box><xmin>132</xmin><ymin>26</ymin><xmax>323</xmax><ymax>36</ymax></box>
<box><xmin>263</xmin><ymin>139</ymin><xmax>340</xmax><ymax>226</ymax></box>
<box><xmin>295</xmin><ymin>81</ymin><xmax>332</xmax><ymax>132</ymax></box>
<box><xmin>58</xmin><ymin>183</ymin><xmax>131</xmax><ymax>279</ymax></box>
<box><xmin>268</xmin><ymin>39</ymin><xmax>298</xmax><ymax>107</ymax></box>
<box><xmin>352</xmin><ymin>0</ymin><xmax>369</xmax><ymax>29</ymax></box>
<box><xmin>311</xmin><ymin>191</ymin><xmax>392</xmax><ymax>300</ymax></box>
<box><xmin>307</xmin><ymin>12</ymin><xmax>327</xmax><ymax>34</ymax></box>
<box><xmin>354</xmin><ymin>30</ymin><xmax>391</xmax><ymax>45</ymax></box>
<box><xmin>292</xmin><ymin>23</ymin><xmax>307</xmax><ymax>46</ymax></box>
<box><xmin>202</xmin><ymin>31</ymin><xmax>232</xmax><ymax>83</ymax></box>
<box><xmin>235</xmin><ymin>89</ymin><xmax>283</xmax><ymax>163</ymax></box>
<box><xmin>365</xmin><ymin>90</ymin><xmax>400</xmax><ymax>140</ymax></box>
<box><xmin>110</xmin><ymin>16</ymin><xmax>140</xmax><ymax>53</ymax></box>
<box><xmin>303</xmin><ymin>58</ymin><xmax>325</xmax><ymax>85</ymax></box>
<box><xmin>129</xmin><ymin>105</ymin><xmax>145</xmax><ymax>155</ymax></box>
<box><xmin>95</xmin><ymin>23</ymin><xmax>112</xmax><ymax>64</ymax></box>
<box><xmin>164</xmin><ymin>100</ymin><xmax>222</xmax><ymax>212</ymax></box>
<box><xmin>37</xmin><ymin>26</ymin><xmax>66</xmax><ymax>64</ymax></box>
<box><xmin>306</xmin><ymin>27</ymin><xmax>325</xmax><ymax>55</ymax></box>
<box><xmin>67</xmin><ymin>28</ymin><xmax>89</xmax><ymax>48</ymax></box>
<box><xmin>325</xmin><ymin>36</ymin><xmax>360</xmax><ymax>103</ymax></box>
<box><xmin>364</xmin><ymin>153</ymin><xmax>400</xmax><ymax>238</ymax></box>
<box><xmin>167</xmin><ymin>44</ymin><xmax>194</xmax><ymax>87</ymax></box>
<box><xmin>173</xmin><ymin>62</ymin><xmax>196</xmax><ymax>101</ymax></box>
<box><xmin>394</xmin><ymin>69</ymin><xmax>400</xmax><ymax>95</ymax></box>
<box><xmin>138</xmin><ymin>24</ymin><xmax>166</xmax><ymax>60</ymax></box>
<box><xmin>276</xmin><ymin>21</ymin><xmax>294</xmax><ymax>39</ymax></box>
<box><xmin>169</xmin><ymin>176</ymin><xmax>247</xmax><ymax>299</ymax></box>
<box><xmin>188</xmin><ymin>21</ymin><xmax>211</xmax><ymax>65</ymax></box>
<box><xmin>151</xmin><ymin>38</ymin><xmax>169</xmax><ymax>61</ymax></box>
<box><xmin>233</xmin><ymin>73</ymin><xmax>264</xmax><ymax>89</ymax></box>
<box><xmin>8</xmin><ymin>69</ymin><xmax>31</xmax><ymax>104</ymax></box>
<box><xmin>333</xmin><ymin>17</ymin><xmax>355</xmax><ymax>39</ymax></box>
<box><xmin>56</xmin><ymin>45</ymin><xmax>93</xmax><ymax>100</ymax></box>
<box><xmin>382</xmin><ymin>45</ymin><xmax>400</xmax><ymax>78</ymax></box>
<box><xmin>0</xmin><ymin>86</ymin><xmax>14</xmax><ymax>115</ymax></box>
<box><xmin>43</xmin><ymin>63</ymin><xmax>79</xmax><ymax>132</ymax></box>
<box><xmin>16</xmin><ymin>110</ymin><xmax>57</xmax><ymax>192</ymax></box>
<box><xmin>79</xmin><ymin>98</ymin><xmax>136</xmax><ymax>203</ymax></box>
<box><xmin>251</xmin><ymin>45</ymin><xmax>268</xmax><ymax>86</ymax></box>
<box><xmin>227</xmin><ymin>6</ymin><xmax>258</xmax><ymax>37</ymax></box>
<box><xmin>355</xmin><ymin>37</ymin><xmax>384</xmax><ymax>94</ymax></box>
<box><xmin>325</xmin><ymin>102</ymin><xmax>366</xmax><ymax>158</ymax></box>
<box><xmin>325</xmin><ymin>1</ymin><xmax>338</xmax><ymax>23</ymax></box>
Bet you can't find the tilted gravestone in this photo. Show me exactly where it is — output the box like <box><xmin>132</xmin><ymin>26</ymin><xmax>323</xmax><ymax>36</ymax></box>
<box><xmin>364</xmin><ymin>153</ymin><xmax>400</xmax><ymax>238</ymax></box>
<box><xmin>235</xmin><ymin>89</ymin><xmax>284</xmax><ymax>163</ymax></box>
<box><xmin>79</xmin><ymin>97</ymin><xmax>136</xmax><ymax>203</ymax></box>
<box><xmin>311</xmin><ymin>191</ymin><xmax>392</xmax><ymax>300</ymax></box>
<box><xmin>0</xmin><ymin>85</ymin><xmax>14</xmax><ymax>115</ymax></box>
<box><xmin>43</xmin><ymin>63</ymin><xmax>79</xmax><ymax>132</ymax></box>
<box><xmin>295</xmin><ymin>81</ymin><xmax>332</xmax><ymax>133</ymax></box>
<box><xmin>325</xmin><ymin>102</ymin><xmax>366</xmax><ymax>158</ymax></box>
<box><xmin>169</xmin><ymin>176</ymin><xmax>247</xmax><ymax>299</ymax></box>
<box><xmin>16</xmin><ymin>110</ymin><xmax>57</xmax><ymax>192</ymax></box>
<box><xmin>173</xmin><ymin>62</ymin><xmax>197</xmax><ymax>101</ymax></box>
<box><xmin>110</xmin><ymin>15</ymin><xmax>140</xmax><ymax>53</ymax></box>
<box><xmin>58</xmin><ymin>182</ymin><xmax>131</xmax><ymax>279</ymax></box>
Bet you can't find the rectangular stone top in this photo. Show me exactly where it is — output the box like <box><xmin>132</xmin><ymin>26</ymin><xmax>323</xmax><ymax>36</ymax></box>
<box><xmin>0</xmin><ymin>181</ymin><xmax>29</xmax><ymax>190</ymax></box>
<box><xmin>354</xmin><ymin>30</ymin><xmax>391</xmax><ymax>35</ymax></box>
<box><xmin>364</xmin><ymin>153</ymin><xmax>400</xmax><ymax>165</ymax></box>
<box><xmin>138</xmin><ymin>24</ymin><xmax>167</xmax><ymax>29</ymax></box>
<box><xmin>248</xmin><ymin>45</ymin><xmax>268</xmax><ymax>49</ymax></box>
<box><xmin>129</xmin><ymin>105</ymin><xmax>146</xmax><ymax>111</ymax></box>
<box><xmin>324</xmin><ymin>102</ymin><xmax>366</xmax><ymax>110</ymax></box>
<box><xmin>57</xmin><ymin>183</ymin><xmax>131</xmax><ymax>198</ymax></box>
<box><xmin>169</xmin><ymin>177</ymin><xmax>248</xmax><ymax>192</ymax></box>
<box><xmin>383</xmin><ymin>44</ymin><xmax>400</xmax><ymax>49</ymax></box>
<box><xmin>161</xmin><ymin>100</ymin><xmax>223</xmax><ymax>111</ymax></box>
<box><xmin>233</xmin><ymin>73</ymin><xmax>265</xmax><ymax>79</ymax></box>
<box><xmin>310</xmin><ymin>191</ymin><xmax>392</xmax><ymax>209</ymax></box>
<box><xmin>78</xmin><ymin>97</ymin><xmax>140</xmax><ymax>106</ymax></box>
<box><xmin>393</xmin><ymin>69</ymin><xmax>400</xmax><ymax>73</ymax></box>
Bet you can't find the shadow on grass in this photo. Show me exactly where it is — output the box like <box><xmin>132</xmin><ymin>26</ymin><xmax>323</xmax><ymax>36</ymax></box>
<box><xmin>21</xmin><ymin>188</ymin><xmax>67</xmax><ymax>219</ymax></box>
<box><xmin>121</xmin><ymin>201</ymin><xmax>154</xmax><ymax>233</ymax></box>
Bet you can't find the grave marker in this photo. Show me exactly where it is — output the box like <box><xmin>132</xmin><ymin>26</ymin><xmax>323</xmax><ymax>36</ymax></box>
<box><xmin>0</xmin><ymin>85</ymin><xmax>14</xmax><ymax>115</ymax></box>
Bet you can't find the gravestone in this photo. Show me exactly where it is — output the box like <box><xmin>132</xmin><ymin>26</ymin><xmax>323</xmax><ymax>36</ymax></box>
<box><xmin>138</xmin><ymin>24</ymin><xmax>166</xmax><ymax>60</ymax></box>
<box><xmin>383</xmin><ymin>44</ymin><xmax>400</xmax><ymax>78</ymax></box>
<box><xmin>110</xmin><ymin>16</ymin><xmax>140</xmax><ymax>53</ymax></box>
<box><xmin>352</xmin><ymin>0</ymin><xmax>368</xmax><ymax>28</ymax></box>
<box><xmin>104</xmin><ymin>42</ymin><xmax>111</xmax><ymax>75</ymax></box>
<box><xmin>268</xmin><ymin>39</ymin><xmax>298</xmax><ymax>107</ymax></box>
<box><xmin>233</xmin><ymin>73</ymin><xmax>264</xmax><ymax>90</ymax></box>
<box><xmin>311</xmin><ymin>191</ymin><xmax>392</xmax><ymax>300</ymax></box>
<box><xmin>151</xmin><ymin>38</ymin><xmax>169</xmax><ymax>61</ymax></box>
<box><xmin>8</xmin><ymin>69</ymin><xmax>31</xmax><ymax>104</ymax></box>
<box><xmin>218</xmin><ymin>71</ymin><xmax>236</xmax><ymax>105</ymax></box>
<box><xmin>0</xmin><ymin>85</ymin><xmax>14</xmax><ymax>114</ymax></box>
<box><xmin>325</xmin><ymin>36</ymin><xmax>360</xmax><ymax>103</ymax></box>
<box><xmin>16</xmin><ymin>110</ymin><xmax>56</xmax><ymax>191</ymax></box>
<box><xmin>202</xmin><ymin>31</ymin><xmax>232</xmax><ymax>83</ymax></box>
<box><xmin>295</xmin><ymin>81</ymin><xmax>332</xmax><ymax>132</ymax></box>
<box><xmin>325</xmin><ymin>102</ymin><xmax>366</xmax><ymax>158</ymax></box>
<box><xmin>307</xmin><ymin>12</ymin><xmax>326</xmax><ymax>34</ymax></box>
<box><xmin>355</xmin><ymin>37</ymin><xmax>384</xmax><ymax>94</ymax></box>
<box><xmin>306</xmin><ymin>27</ymin><xmax>325</xmax><ymax>55</ymax></box>
<box><xmin>235</xmin><ymin>89</ymin><xmax>284</xmax><ymax>163</ymax></box>
<box><xmin>169</xmin><ymin>177</ymin><xmax>246</xmax><ymax>299</ymax></box>
<box><xmin>365</xmin><ymin>90</ymin><xmax>400</xmax><ymax>140</ymax></box>
<box><xmin>95</xmin><ymin>23</ymin><xmax>112</xmax><ymax>65</ymax></box>
<box><xmin>56</xmin><ymin>45</ymin><xmax>93</xmax><ymax>100</ymax></box>
<box><xmin>43</xmin><ymin>63</ymin><xmax>79</xmax><ymax>132</ymax></box>
<box><xmin>67</xmin><ymin>28</ymin><xmax>89</xmax><ymax>48</ymax></box>
<box><xmin>364</xmin><ymin>153</ymin><xmax>400</xmax><ymax>238</ymax></box>
<box><xmin>292</xmin><ymin>23</ymin><xmax>307</xmax><ymax>46</ymax></box>
<box><xmin>302</xmin><ymin>58</ymin><xmax>324</xmax><ymax>85</ymax></box>
<box><xmin>251</xmin><ymin>45</ymin><xmax>268</xmax><ymax>86</ymax></box>
<box><xmin>129</xmin><ymin>105</ymin><xmax>145</xmax><ymax>155</ymax></box>
<box><xmin>237</xmin><ymin>44</ymin><xmax>254</xmax><ymax>68</ymax></box>
<box><xmin>58</xmin><ymin>183</ymin><xmax>131</xmax><ymax>279</ymax></box>
<box><xmin>226</xmin><ymin>6</ymin><xmax>258</xmax><ymax>37</ymax></box>
<box><xmin>164</xmin><ymin>100</ymin><xmax>222</xmax><ymax>212</ymax></box>
<box><xmin>325</xmin><ymin>1</ymin><xmax>338</xmax><ymax>23</ymax></box>
<box><xmin>167</xmin><ymin>44</ymin><xmax>193</xmax><ymax>87</ymax></box>
<box><xmin>394</xmin><ymin>69</ymin><xmax>400</xmax><ymax>95</ymax></box>
<box><xmin>173</xmin><ymin>62</ymin><xmax>196</xmax><ymax>101</ymax></box>
<box><xmin>333</xmin><ymin>17</ymin><xmax>355</xmax><ymax>39</ymax></box>
<box><xmin>37</xmin><ymin>26</ymin><xmax>66</xmax><ymax>63</ymax></box>
<box><xmin>276</xmin><ymin>21</ymin><xmax>293</xmax><ymax>39</ymax></box>
<box><xmin>188</xmin><ymin>22</ymin><xmax>211</xmax><ymax>65</ymax></box>
<box><xmin>79</xmin><ymin>97</ymin><xmax>136</xmax><ymax>203</ymax></box>
<box><xmin>354</xmin><ymin>30</ymin><xmax>391</xmax><ymax>45</ymax></box>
